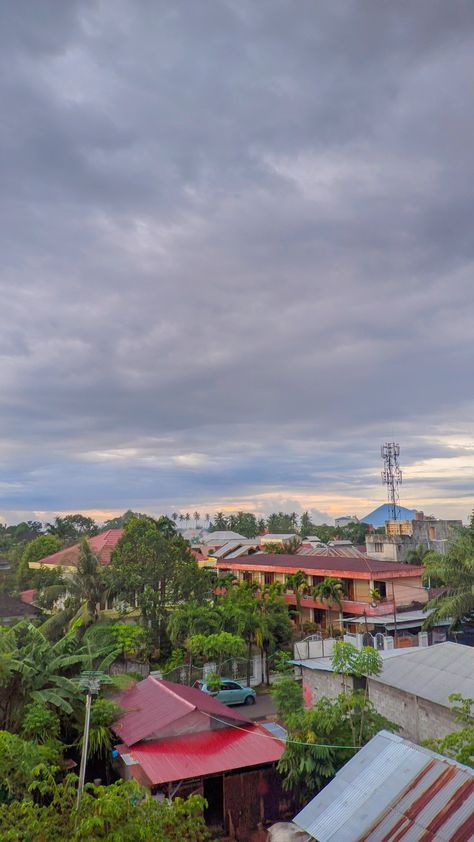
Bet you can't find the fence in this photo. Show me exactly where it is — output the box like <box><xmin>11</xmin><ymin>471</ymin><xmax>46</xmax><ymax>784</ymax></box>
<box><xmin>154</xmin><ymin>655</ymin><xmax>262</xmax><ymax>686</ymax></box>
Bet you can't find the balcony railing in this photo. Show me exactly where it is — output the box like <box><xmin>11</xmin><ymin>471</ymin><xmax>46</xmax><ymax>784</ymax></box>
<box><xmin>283</xmin><ymin>592</ymin><xmax>396</xmax><ymax>616</ymax></box>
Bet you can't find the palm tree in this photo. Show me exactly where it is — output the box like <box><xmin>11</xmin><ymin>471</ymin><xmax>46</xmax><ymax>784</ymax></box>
<box><xmin>185</xmin><ymin>512</ymin><xmax>191</xmax><ymax>525</ymax></box>
<box><xmin>423</xmin><ymin>528</ymin><xmax>474</xmax><ymax>629</ymax></box>
<box><xmin>193</xmin><ymin>511</ymin><xmax>201</xmax><ymax>529</ymax></box>
<box><xmin>312</xmin><ymin>577</ymin><xmax>344</xmax><ymax>611</ymax></box>
<box><xmin>204</xmin><ymin>513</ymin><xmax>211</xmax><ymax>528</ymax></box>
<box><xmin>405</xmin><ymin>543</ymin><xmax>429</xmax><ymax>566</ymax></box>
<box><xmin>312</xmin><ymin>576</ymin><xmax>344</xmax><ymax>634</ymax></box>
<box><xmin>179</xmin><ymin>513</ymin><xmax>185</xmax><ymax>525</ymax></box>
<box><xmin>171</xmin><ymin>512</ymin><xmax>179</xmax><ymax>522</ymax></box>
<box><xmin>285</xmin><ymin>571</ymin><xmax>309</xmax><ymax>621</ymax></box>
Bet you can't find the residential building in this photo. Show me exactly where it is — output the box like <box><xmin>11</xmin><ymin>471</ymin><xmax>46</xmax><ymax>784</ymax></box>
<box><xmin>366</xmin><ymin>514</ymin><xmax>462</xmax><ymax>562</ymax></box>
<box><xmin>0</xmin><ymin>593</ymin><xmax>38</xmax><ymax>623</ymax></box>
<box><xmin>216</xmin><ymin>553</ymin><xmax>428</xmax><ymax>631</ymax></box>
<box><xmin>293</xmin><ymin>730</ymin><xmax>474</xmax><ymax>841</ymax></box>
<box><xmin>28</xmin><ymin>528</ymin><xmax>124</xmax><ymax>570</ymax></box>
<box><xmin>293</xmin><ymin>641</ymin><xmax>473</xmax><ymax>743</ymax></box>
<box><xmin>113</xmin><ymin>676</ymin><xmax>287</xmax><ymax>837</ymax></box>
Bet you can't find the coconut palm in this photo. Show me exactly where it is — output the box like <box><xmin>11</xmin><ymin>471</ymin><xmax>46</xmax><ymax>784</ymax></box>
<box><xmin>193</xmin><ymin>511</ymin><xmax>201</xmax><ymax>528</ymax></box>
<box><xmin>285</xmin><ymin>571</ymin><xmax>309</xmax><ymax>620</ymax></box>
<box><xmin>312</xmin><ymin>577</ymin><xmax>344</xmax><ymax>610</ymax></box>
<box><xmin>423</xmin><ymin>528</ymin><xmax>474</xmax><ymax>628</ymax></box>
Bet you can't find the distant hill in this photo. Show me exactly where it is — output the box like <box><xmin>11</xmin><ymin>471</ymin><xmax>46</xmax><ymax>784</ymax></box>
<box><xmin>361</xmin><ymin>503</ymin><xmax>417</xmax><ymax>528</ymax></box>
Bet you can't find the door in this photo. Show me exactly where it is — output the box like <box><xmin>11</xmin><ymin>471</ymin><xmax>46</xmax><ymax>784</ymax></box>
<box><xmin>203</xmin><ymin>775</ymin><xmax>224</xmax><ymax>829</ymax></box>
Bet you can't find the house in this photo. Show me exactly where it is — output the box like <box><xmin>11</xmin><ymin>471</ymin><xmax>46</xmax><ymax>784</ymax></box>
<box><xmin>216</xmin><ymin>553</ymin><xmax>427</xmax><ymax>631</ymax></box>
<box><xmin>293</xmin><ymin>729</ymin><xmax>474</xmax><ymax>841</ymax></box>
<box><xmin>293</xmin><ymin>641</ymin><xmax>474</xmax><ymax>743</ymax></box>
<box><xmin>366</xmin><ymin>514</ymin><xmax>463</xmax><ymax>562</ymax></box>
<box><xmin>28</xmin><ymin>528</ymin><xmax>124</xmax><ymax>570</ymax></box>
<box><xmin>0</xmin><ymin>593</ymin><xmax>38</xmax><ymax>623</ymax></box>
<box><xmin>113</xmin><ymin>676</ymin><xmax>288</xmax><ymax>837</ymax></box>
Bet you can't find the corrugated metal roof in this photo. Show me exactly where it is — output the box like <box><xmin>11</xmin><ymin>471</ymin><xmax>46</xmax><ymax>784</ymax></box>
<box><xmin>119</xmin><ymin>722</ymin><xmax>284</xmax><ymax>785</ymax></box>
<box><xmin>113</xmin><ymin>677</ymin><xmax>251</xmax><ymax>746</ymax></box>
<box><xmin>371</xmin><ymin>641</ymin><xmax>474</xmax><ymax>709</ymax></box>
<box><xmin>294</xmin><ymin>730</ymin><xmax>474</xmax><ymax>841</ymax></box>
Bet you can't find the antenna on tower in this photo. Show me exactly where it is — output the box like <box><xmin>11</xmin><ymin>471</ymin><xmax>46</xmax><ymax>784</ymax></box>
<box><xmin>381</xmin><ymin>442</ymin><xmax>402</xmax><ymax>520</ymax></box>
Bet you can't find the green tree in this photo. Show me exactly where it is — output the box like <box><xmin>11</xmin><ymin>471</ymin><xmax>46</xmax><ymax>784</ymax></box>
<box><xmin>186</xmin><ymin>631</ymin><xmax>245</xmax><ymax>674</ymax></box>
<box><xmin>0</xmin><ymin>730</ymin><xmax>61</xmax><ymax>804</ymax></box>
<box><xmin>108</xmin><ymin>517</ymin><xmax>204</xmax><ymax>654</ymax></box>
<box><xmin>210</xmin><ymin>512</ymin><xmax>228</xmax><ymax>531</ymax></box>
<box><xmin>271</xmin><ymin>676</ymin><xmax>304</xmax><ymax>720</ymax></box>
<box><xmin>424</xmin><ymin>694</ymin><xmax>474</xmax><ymax>768</ymax></box>
<box><xmin>0</xmin><ymin>776</ymin><xmax>211</xmax><ymax>842</ymax></box>
<box><xmin>266</xmin><ymin>512</ymin><xmax>298</xmax><ymax>534</ymax></box>
<box><xmin>312</xmin><ymin>576</ymin><xmax>344</xmax><ymax>614</ymax></box>
<box><xmin>278</xmin><ymin>691</ymin><xmax>396</xmax><ymax>804</ymax></box>
<box><xmin>405</xmin><ymin>543</ymin><xmax>429</xmax><ymax>566</ymax></box>
<box><xmin>423</xmin><ymin>527</ymin><xmax>474</xmax><ymax>628</ymax></box>
<box><xmin>168</xmin><ymin>602</ymin><xmax>225</xmax><ymax>647</ymax></box>
<box><xmin>46</xmin><ymin>515</ymin><xmax>98</xmax><ymax>541</ymax></box>
<box><xmin>339</xmin><ymin>521</ymin><xmax>370</xmax><ymax>545</ymax></box>
<box><xmin>285</xmin><ymin>570</ymin><xmax>309</xmax><ymax>620</ymax></box>
<box><xmin>300</xmin><ymin>511</ymin><xmax>315</xmax><ymax>537</ymax></box>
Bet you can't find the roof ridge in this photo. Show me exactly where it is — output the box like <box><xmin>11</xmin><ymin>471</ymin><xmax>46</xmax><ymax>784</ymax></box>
<box><xmin>150</xmin><ymin>677</ymin><xmax>196</xmax><ymax>711</ymax></box>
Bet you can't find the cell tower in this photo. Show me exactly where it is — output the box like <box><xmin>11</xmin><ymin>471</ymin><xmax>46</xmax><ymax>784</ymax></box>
<box><xmin>381</xmin><ymin>442</ymin><xmax>402</xmax><ymax>520</ymax></box>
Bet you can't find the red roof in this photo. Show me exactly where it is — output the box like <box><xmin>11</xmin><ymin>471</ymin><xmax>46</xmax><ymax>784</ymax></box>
<box><xmin>113</xmin><ymin>677</ymin><xmax>251</xmax><ymax>746</ymax></box>
<box><xmin>38</xmin><ymin>529</ymin><xmax>123</xmax><ymax>568</ymax></box>
<box><xmin>20</xmin><ymin>589</ymin><xmax>37</xmax><ymax>605</ymax></box>
<box><xmin>217</xmin><ymin>554</ymin><xmax>424</xmax><ymax>579</ymax></box>
<box><xmin>118</xmin><ymin>723</ymin><xmax>284</xmax><ymax>785</ymax></box>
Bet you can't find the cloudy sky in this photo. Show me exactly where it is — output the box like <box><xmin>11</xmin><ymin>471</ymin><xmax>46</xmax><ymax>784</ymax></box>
<box><xmin>1</xmin><ymin>1</ymin><xmax>474</xmax><ymax>526</ymax></box>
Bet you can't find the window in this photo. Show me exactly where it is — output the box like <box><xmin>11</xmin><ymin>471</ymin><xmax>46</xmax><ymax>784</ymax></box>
<box><xmin>374</xmin><ymin>542</ymin><xmax>384</xmax><ymax>553</ymax></box>
<box><xmin>312</xmin><ymin>575</ymin><xmax>324</xmax><ymax>587</ymax></box>
<box><xmin>342</xmin><ymin>579</ymin><xmax>354</xmax><ymax>600</ymax></box>
<box><xmin>264</xmin><ymin>572</ymin><xmax>274</xmax><ymax>586</ymax></box>
<box><xmin>429</xmin><ymin>526</ymin><xmax>436</xmax><ymax>540</ymax></box>
<box><xmin>243</xmin><ymin>571</ymin><xmax>253</xmax><ymax>584</ymax></box>
<box><xmin>373</xmin><ymin>580</ymin><xmax>387</xmax><ymax>599</ymax></box>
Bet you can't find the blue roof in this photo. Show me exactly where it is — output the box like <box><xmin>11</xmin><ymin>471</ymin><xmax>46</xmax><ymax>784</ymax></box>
<box><xmin>361</xmin><ymin>503</ymin><xmax>416</xmax><ymax>527</ymax></box>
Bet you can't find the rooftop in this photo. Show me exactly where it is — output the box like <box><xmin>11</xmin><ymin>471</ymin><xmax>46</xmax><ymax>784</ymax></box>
<box><xmin>34</xmin><ymin>528</ymin><xmax>123</xmax><ymax>568</ymax></box>
<box><xmin>294</xmin><ymin>730</ymin><xmax>474</xmax><ymax>841</ymax></box>
<box><xmin>117</xmin><ymin>721</ymin><xmax>283</xmax><ymax>785</ymax></box>
<box><xmin>217</xmin><ymin>553</ymin><xmax>424</xmax><ymax>578</ymax></box>
<box><xmin>0</xmin><ymin>593</ymin><xmax>37</xmax><ymax>617</ymax></box>
<box><xmin>113</xmin><ymin>676</ymin><xmax>251</xmax><ymax>746</ymax></box>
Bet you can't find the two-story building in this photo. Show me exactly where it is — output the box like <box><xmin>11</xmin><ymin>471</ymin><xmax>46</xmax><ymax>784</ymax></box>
<box><xmin>366</xmin><ymin>514</ymin><xmax>462</xmax><ymax>562</ymax></box>
<box><xmin>216</xmin><ymin>553</ymin><xmax>427</xmax><ymax>632</ymax></box>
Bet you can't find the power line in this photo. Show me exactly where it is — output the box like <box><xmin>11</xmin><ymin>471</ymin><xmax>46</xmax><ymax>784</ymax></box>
<box><xmin>204</xmin><ymin>711</ymin><xmax>360</xmax><ymax>750</ymax></box>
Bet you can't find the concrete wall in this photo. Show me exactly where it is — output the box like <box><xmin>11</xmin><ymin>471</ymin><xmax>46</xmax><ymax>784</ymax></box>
<box><xmin>301</xmin><ymin>666</ymin><xmax>349</xmax><ymax>703</ymax></box>
<box><xmin>367</xmin><ymin>679</ymin><xmax>459</xmax><ymax>743</ymax></box>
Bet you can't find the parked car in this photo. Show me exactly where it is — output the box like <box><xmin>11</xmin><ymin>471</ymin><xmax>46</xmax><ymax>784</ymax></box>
<box><xmin>194</xmin><ymin>678</ymin><xmax>256</xmax><ymax>706</ymax></box>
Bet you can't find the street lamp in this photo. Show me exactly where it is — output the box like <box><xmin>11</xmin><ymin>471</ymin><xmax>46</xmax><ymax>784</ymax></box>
<box><xmin>76</xmin><ymin>670</ymin><xmax>112</xmax><ymax>811</ymax></box>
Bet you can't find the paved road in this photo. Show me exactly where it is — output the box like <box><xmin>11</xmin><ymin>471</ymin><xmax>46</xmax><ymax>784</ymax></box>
<box><xmin>243</xmin><ymin>692</ymin><xmax>276</xmax><ymax>721</ymax></box>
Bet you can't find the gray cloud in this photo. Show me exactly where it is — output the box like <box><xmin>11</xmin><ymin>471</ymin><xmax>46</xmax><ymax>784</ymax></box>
<box><xmin>1</xmin><ymin>1</ymin><xmax>474</xmax><ymax>522</ymax></box>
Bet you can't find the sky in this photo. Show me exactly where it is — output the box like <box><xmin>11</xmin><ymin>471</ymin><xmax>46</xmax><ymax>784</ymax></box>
<box><xmin>1</xmin><ymin>1</ymin><xmax>474</xmax><ymax>526</ymax></box>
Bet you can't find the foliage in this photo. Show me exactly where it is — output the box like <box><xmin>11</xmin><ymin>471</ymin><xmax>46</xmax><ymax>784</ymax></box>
<box><xmin>21</xmin><ymin>703</ymin><xmax>60</xmax><ymax>744</ymax></box>
<box><xmin>186</xmin><ymin>631</ymin><xmax>246</xmax><ymax>671</ymax></box>
<box><xmin>266</xmin><ymin>512</ymin><xmax>299</xmax><ymax>534</ymax></box>
<box><xmin>285</xmin><ymin>571</ymin><xmax>308</xmax><ymax>618</ymax></box>
<box><xmin>264</xmin><ymin>536</ymin><xmax>302</xmax><ymax>554</ymax></box>
<box><xmin>271</xmin><ymin>650</ymin><xmax>294</xmax><ymax>674</ymax></box>
<box><xmin>424</xmin><ymin>694</ymin><xmax>474</xmax><ymax>768</ymax></box>
<box><xmin>21</xmin><ymin>535</ymin><xmax>64</xmax><ymax>566</ymax></box>
<box><xmin>405</xmin><ymin>543</ymin><xmax>429</xmax><ymax>566</ymax></box>
<box><xmin>0</xmin><ymin>622</ymin><xmax>120</xmax><ymax>730</ymax></box>
<box><xmin>109</xmin><ymin>623</ymin><xmax>151</xmax><ymax>660</ymax></box>
<box><xmin>209</xmin><ymin>511</ymin><xmax>259</xmax><ymax>537</ymax></box>
<box><xmin>167</xmin><ymin>602</ymin><xmax>226</xmax><ymax>647</ymax></box>
<box><xmin>79</xmin><ymin>698</ymin><xmax>122</xmax><ymax>759</ymax></box>
<box><xmin>0</xmin><ymin>730</ymin><xmax>61</xmax><ymax>804</ymax></box>
<box><xmin>337</xmin><ymin>521</ymin><xmax>370</xmax><ymax>545</ymax></box>
<box><xmin>271</xmin><ymin>676</ymin><xmax>304</xmax><ymax>720</ymax></box>
<box><xmin>0</xmin><ymin>776</ymin><xmax>211</xmax><ymax>842</ymax></box>
<box><xmin>278</xmin><ymin>691</ymin><xmax>397</xmax><ymax>804</ymax></box>
<box><xmin>312</xmin><ymin>577</ymin><xmax>344</xmax><ymax>610</ymax></box>
<box><xmin>108</xmin><ymin>516</ymin><xmax>204</xmax><ymax>653</ymax></box>
<box><xmin>423</xmin><ymin>527</ymin><xmax>474</xmax><ymax>628</ymax></box>
<box><xmin>46</xmin><ymin>515</ymin><xmax>98</xmax><ymax>541</ymax></box>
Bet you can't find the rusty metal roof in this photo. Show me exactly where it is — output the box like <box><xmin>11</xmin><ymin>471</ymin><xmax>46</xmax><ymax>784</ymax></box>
<box><xmin>117</xmin><ymin>722</ymin><xmax>284</xmax><ymax>785</ymax></box>
<box><xmin>113</xmin><ymin>676</ymin><xmax>251</xmax><ymax>746</ymax></box>
<box><xmin>294</xmin><ymin>730</ymin><xmax>474</xmax><ymax>841</ymax></box>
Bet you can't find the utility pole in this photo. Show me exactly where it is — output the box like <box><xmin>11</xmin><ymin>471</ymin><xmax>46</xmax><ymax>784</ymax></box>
<box><xmin>76</xmin><ymin>670</ymin><xmax>110</xmax><ymax>812</ymax></box>
<box><xmin>391</xmin><ymin>581</ymin><xmax>398</xmax><ymax>647</ymax></box>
